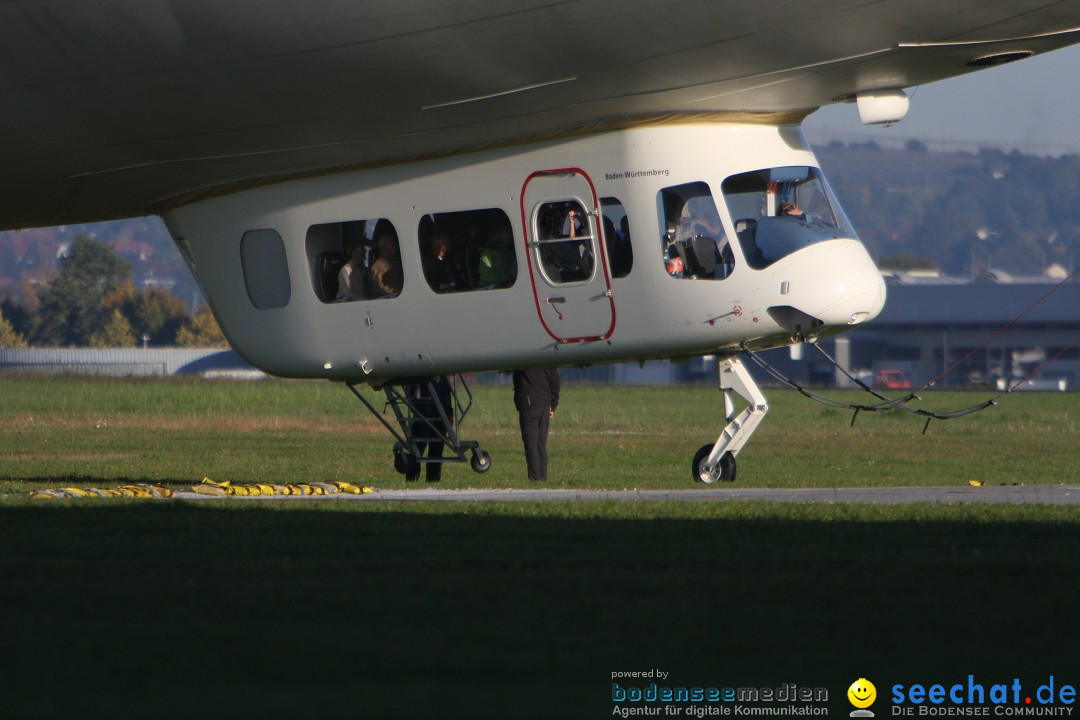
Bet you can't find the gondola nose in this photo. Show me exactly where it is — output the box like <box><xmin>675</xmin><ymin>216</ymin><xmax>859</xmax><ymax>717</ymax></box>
<box><xmin>767</xmin><ymin>239</ymin><xmax>886</xmax><ymax>334</ymax></box>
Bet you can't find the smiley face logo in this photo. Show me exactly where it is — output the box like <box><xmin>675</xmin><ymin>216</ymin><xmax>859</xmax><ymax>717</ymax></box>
<box><xmin>848</xmin><ymin>678</ymin><xmax>877</xmax><ymax>709</ymax></box>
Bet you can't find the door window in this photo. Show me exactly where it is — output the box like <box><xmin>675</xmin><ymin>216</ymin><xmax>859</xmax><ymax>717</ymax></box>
<box><xmin>534</xmin><ymin>199</ymin><xmax>595</xmax><ymax>285</ymax></box>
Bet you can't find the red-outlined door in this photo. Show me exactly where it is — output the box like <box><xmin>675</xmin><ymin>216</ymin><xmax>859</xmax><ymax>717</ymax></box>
<box><xmin>520</xmin><ymin>168</ymin><xmax>616</xmax><ymax>343</ymax></box>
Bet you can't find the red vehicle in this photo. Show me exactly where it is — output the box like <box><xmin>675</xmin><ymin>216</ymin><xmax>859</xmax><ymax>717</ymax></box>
<box><xmin>874</xmin><ymin>369</ymin><xmax>911</xmax><ymax>390</ymax></box>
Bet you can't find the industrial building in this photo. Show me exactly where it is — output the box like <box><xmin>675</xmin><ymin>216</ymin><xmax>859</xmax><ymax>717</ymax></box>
<box><xmin>789</xmin><ymin>274</ymin><xmax>1080</xmax><ymax>391</ymax></box>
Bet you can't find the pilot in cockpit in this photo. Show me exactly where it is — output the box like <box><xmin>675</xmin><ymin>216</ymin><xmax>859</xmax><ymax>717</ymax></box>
<box><xmin>777</xmin><ymin>200</ymin><xmax>806</xmax><ymax>220</ymax></box>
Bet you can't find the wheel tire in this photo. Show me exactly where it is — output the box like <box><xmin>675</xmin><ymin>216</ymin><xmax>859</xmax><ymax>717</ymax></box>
<box><xmin>392</xmin><ymin>443</ymin><xmax>411</xmax><ymax>475</ymax></box>
<box><xmin>470</xmin><ymin>449</ymin><xmax>492</xmax><ymax>474</ymax></box>
<box><xmin>718</xmin><ymin>451</ymin><xmax>737</xmax><ymax>483</ymax></box>
<box><xmin>692</xmin><ymin>445</ymin><xmax>737</xmax><ymax>484</ymax></box>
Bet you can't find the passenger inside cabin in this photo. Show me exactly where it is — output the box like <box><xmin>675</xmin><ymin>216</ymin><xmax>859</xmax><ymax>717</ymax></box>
<box><xmin>562</xmin><ymin>208</ymin><xmax>585</xmax><ymax>238</ymax></box>
<box><xmin>336</xmin><ymin>237</ymin><xmax>370</xmax><ymax>301</ymax></box>
<box><xmin>536</xmin><ymin>204</ymin><xmax>592</xmax><ymax>282</ymax></box>
<box><xmin>423</xmin><ymin>229</ymin><xmax>464</xmax><ymax>293</ymax></box>
<box><xmin>665</xmin><ymin>250</ymin><xmax>685</xmax><ymax>278</ymax></box>
<box><xmin>370</xmin><ymin>226</ymin><xmax>403</xmax><ymax>297</ymax></box>
<box><xmin>663</xmin><ymin>221</ymin><xmax>684</xmax><ymax>277</ymax></box>
<box><xmin>477</xmin><ymin>226</ymin><xmax>516</xmax><ymax>288</ymax></box>
<box><xmin>606</xmin><ymin>214</ymin><xmax>633</xmax><ymax>277</ymax></box>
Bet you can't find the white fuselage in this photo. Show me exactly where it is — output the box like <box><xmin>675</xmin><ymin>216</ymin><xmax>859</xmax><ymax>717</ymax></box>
<box><xmin>164</xmin><ymin>121</ymin><xmax>886</xmax><ymax>383</ymax></box>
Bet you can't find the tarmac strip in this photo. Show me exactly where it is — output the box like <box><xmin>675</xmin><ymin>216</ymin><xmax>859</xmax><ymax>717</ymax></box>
<box><xmin>174</xmin><ymin>485</ymin><xmax>1079</xmax><ymax>505</ymax></box>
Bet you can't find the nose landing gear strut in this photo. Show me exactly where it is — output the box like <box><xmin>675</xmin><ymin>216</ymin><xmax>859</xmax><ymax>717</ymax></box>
<box><xmin>692</xmin><ymin>355</ymin><xmax>768</xmax><ymax>483</ymax></box>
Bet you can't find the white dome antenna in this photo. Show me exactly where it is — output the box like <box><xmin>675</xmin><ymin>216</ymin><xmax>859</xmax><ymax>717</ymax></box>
<box><xmin>857</xmin><ymin>89</ymin><xmax>910</xmax><ymax>125</ymax></box>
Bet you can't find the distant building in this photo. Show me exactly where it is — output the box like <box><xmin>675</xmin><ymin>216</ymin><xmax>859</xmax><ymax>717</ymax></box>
<box><xmin>846</xmin><ymin>274</ymin><xmax>1080</xmax><ymax>390</ymax></box>
<box><xmin>0</xmin><ymin>348</ymin><xmax>261</xmax><ymax>379</ymax></box>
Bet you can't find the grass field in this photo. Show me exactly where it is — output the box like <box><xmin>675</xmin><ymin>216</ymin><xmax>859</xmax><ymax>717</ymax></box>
<box><xmin>2</xmin><ymin>374</ymin><xmax>1078</xmax><ymax>491</ymax></box>
<box><xmin>1</xmin><ymin>376</ymin><xmax>1078</xmax><ymax>719</ymax></box>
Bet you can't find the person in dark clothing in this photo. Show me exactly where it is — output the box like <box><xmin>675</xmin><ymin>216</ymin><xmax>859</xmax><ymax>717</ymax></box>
<box><xmin>512</xmin><ymin>368</ymin><xmax>560</xmax><ymax>481</ymax></box>
<box><xmin>405</xmin><ymin>376</ymin><xmax>453</xmax><ymax>482</ymax></box>
<box><xmin>422</xmin><ymin>230</ymin><xmax>464</xmax><ymax>293</ymax></box>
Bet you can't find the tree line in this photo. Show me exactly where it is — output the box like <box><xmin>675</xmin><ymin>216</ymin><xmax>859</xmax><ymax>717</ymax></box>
<box><xmin>0</xmin><ymin>235</ymin><xmax>224</xmax><ymax>349</ymax></box>
<box><xmin>817</xmin><ymin>143</ymin><xmax>1080</xmax><ymax>276</ymax></box>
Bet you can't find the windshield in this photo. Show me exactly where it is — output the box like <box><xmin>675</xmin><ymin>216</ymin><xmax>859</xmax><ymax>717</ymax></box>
<box><xmin>722</xmin><ymin>166</ymin><xmax>857</xmax><ymax>270</ymax></box>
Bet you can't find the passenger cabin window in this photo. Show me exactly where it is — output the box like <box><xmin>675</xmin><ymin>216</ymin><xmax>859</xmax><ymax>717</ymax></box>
<box><xmin>417</xmin><ymin>208</ymin><xmax>517</xmax><ymax>292</ymax></box>
<box><xmin>600</xmin><ymin>197</ymin><xmax>633</xmax><ymax>278</ymax></box>
<box><xmin>721</xmin><ymin>166</ymin><xmax>856</xmax><ymax>270</ymax></box>
<box><xmin>241</xmin><ymin>229</ymin><xmax>291</xmax><ymax>309</ymax></box>
<box><xmin>657</xmin><ymin>182</ymin><xmax>734</xmax><ymax>280</ymax></box>
<box><xmin>535</xmin><ymin>200</ymin><xmax>595</xmax><ymax>284</ymax></box>
<box><xmin>306</xmin><ymin>218</ymin><xmax>402</xmax><ymax>303</ymax></box>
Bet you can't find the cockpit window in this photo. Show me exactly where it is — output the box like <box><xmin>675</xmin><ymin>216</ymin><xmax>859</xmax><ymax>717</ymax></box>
<box><xmin>656</xmin><ymin>181</ymin><xmax>735</xmax><ymax>281</ymax></box>
<box><xmin>722</xmin><ymin>166</ymin><xmax>856</xmax><ymax>270</ymax></box>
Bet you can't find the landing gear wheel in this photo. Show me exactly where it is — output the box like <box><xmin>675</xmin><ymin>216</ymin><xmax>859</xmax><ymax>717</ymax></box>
<box><xmin>470</xmin><ymin>449</ymin><xmax>492</xmax><ymax>474</ymax></box>
<box><xmin>692</xmin><ymin>444</ymin><xmax>737</xmax><ymax>484</ymax></box>
<box><xmin>393</xmin><ymin>443</ymin><xmax>416</xmax><ymax>476</ymax></box>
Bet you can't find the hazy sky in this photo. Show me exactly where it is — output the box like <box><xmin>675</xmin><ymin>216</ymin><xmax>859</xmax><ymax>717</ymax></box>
<box><xmin>802</xmin><ymin>42</ymin><xmax>1080</xmax><ymax>156</ymax></box>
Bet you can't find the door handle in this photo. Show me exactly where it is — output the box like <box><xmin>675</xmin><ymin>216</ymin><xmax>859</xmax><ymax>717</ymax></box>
<box><xmin>546</xmin><ymin>296</ymin><xmax>565</xmax><ymax>320</ymax></box>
